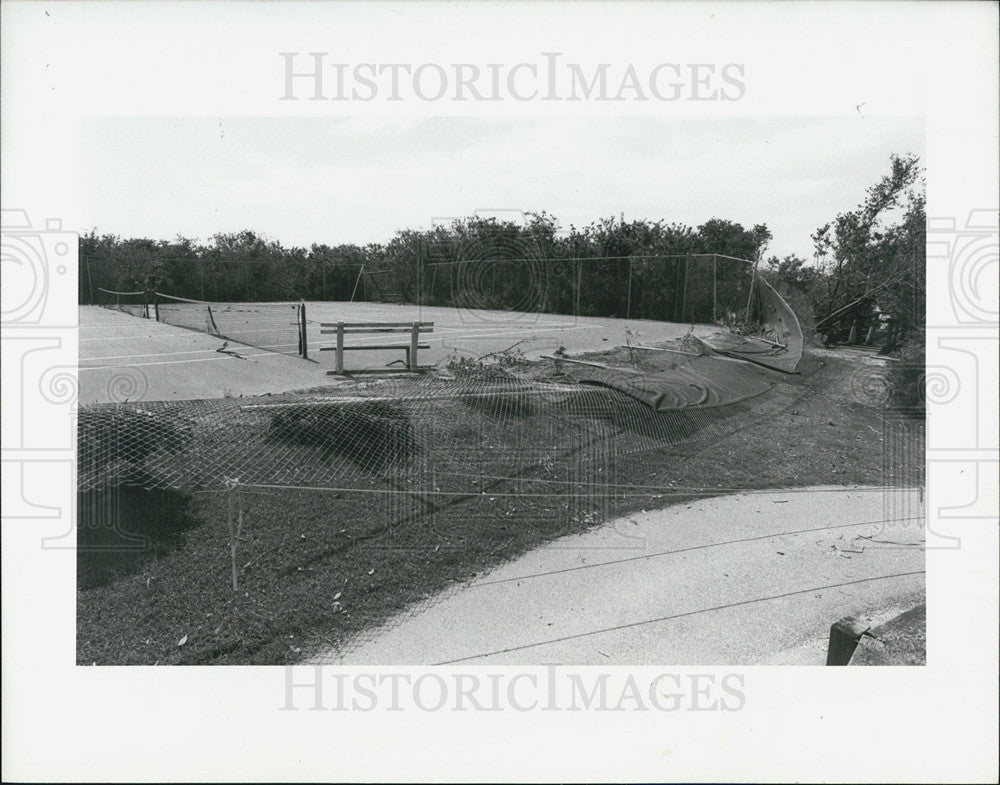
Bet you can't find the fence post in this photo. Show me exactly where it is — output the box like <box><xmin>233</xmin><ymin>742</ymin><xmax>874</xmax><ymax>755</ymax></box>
<box><xmin>226</xmin><ymin>479</ymin><xmax>243</xmax><ymax>592</ymax></box>
<box><xmin>626</xmin><ymin>257</ymin><xmax>633</xmax><ymax>320</ymax></box>
<box><xmin>712</xmin><ymin>255</ymin><xmax>718</xmax><ymax>323</ymax></box>
<box><xmin>680</xmin><ymin>255</ymin><xmax>690</xmax><ymax>322</ymax></box>
<box><xmin>574</xmin><ymin>258</ymin><xmax>582</xmax><ymax>317</ymax></box>
<box><xmin>350</xmin><ymin>264</ymin><xmax>364</xmax><ymax>303</ymax></box>
<box><xmin>746</xmin><ymin>254</ymin><xmax>761</xmax><ymax>320</ymax></box>
<box><xmin>84</xmin><ymin>255</ymin><xmax>95</xmax><ymax>305</ymax></box>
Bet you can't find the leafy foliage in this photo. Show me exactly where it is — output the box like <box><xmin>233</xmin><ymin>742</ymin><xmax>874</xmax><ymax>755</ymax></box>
<box><xmin>764</xmin><ymin>153</ymin><xmax>925</xmax><ymax>348</ymax></box>
<box><xmin>885</xmin><ymin>332</ymin><xmax>926</xmax><ymax>413</ymax></box>
<box><xmin>80</xmin><ymin>214</ymin><xmax>772</xmax><ymax>325</ymax></box>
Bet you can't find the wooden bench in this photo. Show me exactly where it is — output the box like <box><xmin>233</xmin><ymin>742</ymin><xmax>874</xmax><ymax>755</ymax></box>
<box><xmin>320</xmin><ymin>321</ymin><xmax>434</xmax><ymax>374</ymax></box>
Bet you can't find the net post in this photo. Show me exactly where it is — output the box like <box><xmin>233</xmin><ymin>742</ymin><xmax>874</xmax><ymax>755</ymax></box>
<box><xmin>409</xmin><ymin>322</ymin><xmax>419</xmax><ymax>371</ymax></box>
<box><xmin>299</xmin><ymin>300</ymin><xmax>308</xmax><ymax>359</ymax></box>
<box><xmin>336</xmin><ymin>322</ymin><xmax>345</xmax><ymax>373</ymax></box>
<box><xmin>154</xmin><ymin>292</ymin><xmax>160</xmax><ymax>322</ymax></box>
<box><xmin>206</xmin><ymin>304</ymin><xmax>219</xmax><ymax>335</ymax></box>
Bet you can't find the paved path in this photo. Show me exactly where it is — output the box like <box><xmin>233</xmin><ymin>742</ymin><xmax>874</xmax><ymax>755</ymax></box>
<box><xmin>311</xmin><ymin>486</ymin><xmax>925</xmax><ymax>665</ymax></box>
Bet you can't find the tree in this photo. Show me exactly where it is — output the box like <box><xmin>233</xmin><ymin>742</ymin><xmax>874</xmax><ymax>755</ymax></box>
<box><xmin>813</xmin><ymin>153</ymin><xmax>925</xmax><ymax>340</ymax></box>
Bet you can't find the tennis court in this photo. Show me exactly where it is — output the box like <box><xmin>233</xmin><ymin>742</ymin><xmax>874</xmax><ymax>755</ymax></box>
<box><xmin>80</xmin><ymin>299</ymin><xmax>718</xmax><ymax>404</ymax></box>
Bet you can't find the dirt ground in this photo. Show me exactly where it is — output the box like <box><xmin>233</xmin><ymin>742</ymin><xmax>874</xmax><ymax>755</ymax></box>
<box><xmin>76</xmin><ymin>343</ymin><xmax>924</xmax><ymax>665</ymax></box>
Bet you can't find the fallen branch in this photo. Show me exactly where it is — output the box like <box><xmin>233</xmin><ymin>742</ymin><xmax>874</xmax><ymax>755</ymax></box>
<box><xmin>476</xmin><ymin>339</ymin><xmax>530</xmax><ymax>362</ymax></box>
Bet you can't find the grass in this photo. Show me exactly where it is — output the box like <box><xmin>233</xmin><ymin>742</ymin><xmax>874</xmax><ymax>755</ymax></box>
<box><xmin>77</xmin><ymin>345</ymin><xmax>924</xmax><ymax>665</ymax></box>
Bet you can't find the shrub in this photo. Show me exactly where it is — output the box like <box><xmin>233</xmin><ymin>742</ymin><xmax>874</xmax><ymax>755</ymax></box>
<box><xmin>885</xmin><ymin>333</ymin><xmax>925</xmax><ymax>412</ymax></box>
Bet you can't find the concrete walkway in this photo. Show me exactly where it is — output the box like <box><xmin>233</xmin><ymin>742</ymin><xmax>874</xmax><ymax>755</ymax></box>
<box><xmin>312</xmin><ymin>486</ymin><xmax>925</xmax><ymax>665</ymax></box>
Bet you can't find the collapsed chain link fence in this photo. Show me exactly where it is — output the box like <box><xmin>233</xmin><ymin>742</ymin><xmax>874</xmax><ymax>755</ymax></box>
<box><xmin>78</xmin><ymin>375</ymin><xmax>775</xmax><ymax>493</ymax></box>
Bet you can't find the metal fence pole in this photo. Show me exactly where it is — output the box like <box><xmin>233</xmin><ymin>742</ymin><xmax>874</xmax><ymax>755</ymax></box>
<box><xmin>713</xmin><ymin>255</ymin><xmax>718</xmax><ymax>322</ymax></box>
<box><xmin>626</xmin><ymin>257</ymin><xmax>633</xmax><ymax>320</ymax></box>
<box><xmin>575</xmin><ymin>258</ymin><xmax>582</xmax><ymax>317</ymax></box>
<box><xmin>680</xmin><ymin>255</ymin><xmax>690</xmax><ymax>322</ymax></box>
<box><xmin>746</xmin><ymin>253</ymin><xmax>761</xmax><ymax>320</ymax></box>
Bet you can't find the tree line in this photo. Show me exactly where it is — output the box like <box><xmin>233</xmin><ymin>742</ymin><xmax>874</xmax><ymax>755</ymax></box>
<box><xmin>80</xmin><ymin>214</ymin><xmax>771</xmax><ymax>325</ymax></box>
<box><xmin>80</xmin><ymin>153</ymin><xmax>924</xmax><ymax>349</ymax></box>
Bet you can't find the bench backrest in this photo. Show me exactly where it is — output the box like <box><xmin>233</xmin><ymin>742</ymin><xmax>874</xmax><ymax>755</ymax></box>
<box><xmin>320</xmin><ymin>321</ymin><xmax>434</xmax><ymax>335</ymax></box>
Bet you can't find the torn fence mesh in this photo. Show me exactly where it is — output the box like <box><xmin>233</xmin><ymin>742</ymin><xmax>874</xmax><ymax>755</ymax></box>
<box><xmin>76</xmin><ymin>376</ymin><xmax>778</xmax><ymax>496</ymax></box>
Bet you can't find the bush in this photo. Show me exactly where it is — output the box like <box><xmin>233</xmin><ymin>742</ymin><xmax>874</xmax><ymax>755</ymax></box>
<box><xmin>885</xmin><ymin>333</ymin><xmax>925</xmax><ymax>412</ymax></box>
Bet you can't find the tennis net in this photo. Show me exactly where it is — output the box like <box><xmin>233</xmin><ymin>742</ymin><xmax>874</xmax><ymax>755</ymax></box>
<box><xmin>153</xmin><ymin>293</ymin><xmax>307</xmax><ymax>359</ymax></box>
<box><xmin>97</xmin><ymin>288</ymin><xmax>150</xmax><ymax>318</ymax></box>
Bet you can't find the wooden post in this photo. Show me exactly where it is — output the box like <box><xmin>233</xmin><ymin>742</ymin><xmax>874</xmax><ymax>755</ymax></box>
<box><xmin>409</xmin><ymin>322</ymin><xmax>419</xmax><ymax>371</ymax></box>
<box><xmin>226</xmin><ymin>480</ymin><xmax>243</xmax><ymax>592</ymax></box>
<box><xmin>336</xmin><ymin>322</ymin><xmax>345</xmax><ymax>373</ymax></box>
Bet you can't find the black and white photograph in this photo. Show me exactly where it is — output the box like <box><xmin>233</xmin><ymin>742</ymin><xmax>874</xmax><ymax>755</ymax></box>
<box><xmin>2</xmin><ymin>2</ymin><xmax>997</xmax><ymax>783</ymax></box>
<box><xmin>75</xmin><ymin>116</ymin><xmax>929</xmax><ymax>668</ymax></box>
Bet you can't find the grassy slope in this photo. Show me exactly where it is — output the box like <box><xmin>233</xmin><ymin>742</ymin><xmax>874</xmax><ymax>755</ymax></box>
<box><xmin>77</xmin><ymin>348</ymin><xmax>924</xmax><ymax>665</ymax></box>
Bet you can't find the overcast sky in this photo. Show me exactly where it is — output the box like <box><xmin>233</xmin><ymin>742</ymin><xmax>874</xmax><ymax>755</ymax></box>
<box><xmin>81</xmin><ymin>116</ymin><xmax>923</xmax><ymax>261</ymax></box>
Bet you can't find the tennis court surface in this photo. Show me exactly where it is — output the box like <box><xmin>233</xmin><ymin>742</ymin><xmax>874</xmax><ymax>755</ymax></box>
<box><xmin>79</xmin><ymin>302</ymin><xmax>718</xmax><ymax>404</ymax></box>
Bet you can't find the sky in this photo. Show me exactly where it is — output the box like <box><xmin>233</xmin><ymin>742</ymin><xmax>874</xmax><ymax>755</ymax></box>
<box><xmin>81</xmin><ymin>116</ymin><xmax>924</xmax><ymax>261</ymax></box>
